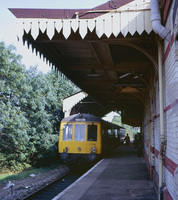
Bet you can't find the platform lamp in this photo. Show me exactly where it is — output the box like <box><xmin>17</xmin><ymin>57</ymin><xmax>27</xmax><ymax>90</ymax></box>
<box><xmin>87</xmin><ymin>68</ymin><xmax>100</xmax><ymax>77</ymax></box>
<box><xmin>167</xmin><ymin>78</ymin><xmax>178</xmax><ymax>116</ymax></box>
<box><xmin>87</xmin><ymin>50</ymin><xmax>100</xmax><ymax>77</ymax></box>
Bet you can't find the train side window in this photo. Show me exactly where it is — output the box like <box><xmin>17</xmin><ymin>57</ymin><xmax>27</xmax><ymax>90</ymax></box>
<box><xmin>115</xmin><ymin>129</ymin><xmax>118</xmax><ymax>137</ymax></box>
<box><xmin>63</xmin><ymin>124</ymin><xmax>73</xmax><ymax>141</ymax></box>
<box><xmin>87</xmin><ymin>125</ymin><xmax>97</xmax><ymax>141</ymax></box>
<box><xmin>108</xmin><ymin>129</ymin><xmax>112</xmax><ymax>135</ymax></box>
<box><xmin>75</xmin><ymin>124</ymin><xmax>85</xmax><ymax>141</ymax></box>
<box><xmin>102</xmin><ymin>129</ymin><xmax>105</xmax><ymax>135</ymax></box>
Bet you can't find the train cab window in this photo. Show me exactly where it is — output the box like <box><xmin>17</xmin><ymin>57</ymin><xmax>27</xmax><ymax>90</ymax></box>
<box><xmin>108</xmin><ymin>129</ymin><xmax>112</xmax><ymax>135</ymax></box>
<box><xmin>63</xmin><ymin>124</ymin><xmax>73</xmax><ymax>141</ymax></box>
<box><xmin>114</xmin><ymin>129</ymin><xmax>118</xmax><ymax>137</ymax></box>
<box><xmin>112</xmin><ymin>129</ymin><xmax>116</xmax><ymax>137</ymax></box>
<box><xmin>74</xmin><ymin>124</ymin><xmax>85</xmax><ymax>141</ymax></box>
<box><xmin>87</xmin><ymin>125</ymin><xmax>97</xmax><ymax>141</ymax></box>
<box><xmin>102</xmin><ymin>129</ymin><xmax>105</xmax><ymax>135</ymax></box>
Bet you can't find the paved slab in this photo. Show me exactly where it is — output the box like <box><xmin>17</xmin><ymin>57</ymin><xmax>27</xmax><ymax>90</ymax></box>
<box><xmin>53</xmin><ymin>145</ymin><xmax>157</xmax><ymax>200</ymax></box>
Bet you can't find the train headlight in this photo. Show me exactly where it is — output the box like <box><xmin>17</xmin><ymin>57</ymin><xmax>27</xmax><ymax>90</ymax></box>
<box><xmin>78</xmin><ymin>147</ymin><xmax>81</xmax><ymax>151</ymax></box>
<box><xmin>91</xmin><ymin>146</ymin><xmax>96</xmax><ymax>153</ymax></box>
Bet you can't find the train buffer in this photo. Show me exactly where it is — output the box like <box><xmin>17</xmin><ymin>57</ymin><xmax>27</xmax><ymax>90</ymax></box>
<box><xmin>53</xmin><ymin>145</ymin><xmax>157</xmax><ymax>200</ymax></box>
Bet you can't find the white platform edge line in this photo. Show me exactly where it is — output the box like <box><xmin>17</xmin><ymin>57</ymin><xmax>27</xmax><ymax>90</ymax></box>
<box><xmin>52</xmin><ymin>159</ymin><xmax>104</xmax><ymax>200</ymax></box>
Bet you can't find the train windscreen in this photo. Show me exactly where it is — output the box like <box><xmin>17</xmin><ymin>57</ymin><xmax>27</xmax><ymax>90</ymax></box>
<box><xmin>63</xmin><ymin>124</ymin><xmax>73</xmax><ymax>141</ymax></box>
<box><xmin>74</xmin><ymin>124</ymin><xmax>85</xmax><ymax>141</ymax></box>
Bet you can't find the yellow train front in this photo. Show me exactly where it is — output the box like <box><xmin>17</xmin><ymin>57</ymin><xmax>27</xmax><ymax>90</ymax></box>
<box><xmin>58</xmin><ymin>113</ymin><xmax>122</xmax><ymax>162</ymax></box>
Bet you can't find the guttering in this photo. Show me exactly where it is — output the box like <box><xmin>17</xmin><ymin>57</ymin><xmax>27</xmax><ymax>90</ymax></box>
<box><xmin>150</xmin><ymin>0</ymin><xmax>171</xmax><ymax>42</ymax></box>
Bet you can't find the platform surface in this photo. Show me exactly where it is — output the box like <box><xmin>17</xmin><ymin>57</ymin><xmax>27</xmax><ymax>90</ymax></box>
<box><xmin>53</xmin><ymin>145</ymin><xmax>157</xmax><ymax>200</ymax></box>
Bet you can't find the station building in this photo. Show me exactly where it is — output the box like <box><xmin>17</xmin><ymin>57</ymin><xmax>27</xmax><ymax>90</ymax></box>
<box><xmin>10</xmin><ymin>0</ymin><xmax>178</xmax><ymax>199</ymax></box>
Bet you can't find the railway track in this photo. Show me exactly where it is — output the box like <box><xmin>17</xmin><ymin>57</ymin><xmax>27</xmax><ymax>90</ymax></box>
<box><xmin>23</xmin><ymin>161</ymin><xmax>98</xmax><ymax>200</ymax></box>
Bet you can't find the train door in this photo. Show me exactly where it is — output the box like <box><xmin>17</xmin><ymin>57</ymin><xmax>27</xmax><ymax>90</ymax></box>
<box><xmin>86</xmin><ymin>123</ymin><xmax>101</xmax><ymax>154</ymax></box>
<box><xmin>87</xmin><ymin>124</ymin><xmax>97</xmax><ymax>141</ymax></box>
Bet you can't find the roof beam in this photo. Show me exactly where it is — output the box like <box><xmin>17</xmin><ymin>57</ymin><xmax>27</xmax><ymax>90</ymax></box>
<box><xmin>89</xmin><ymin>42</ymin><xmax>102</xmax><ymax>67</ymax></box>
<box><xmin>68</xmin><ymin>61</ymin><xmax>152</xmax><ymax>71</ymax></box>
<box><xmin>104</xmin><ymin>42</ymin><xmax>114</xmax><ymax>67</ymax></box>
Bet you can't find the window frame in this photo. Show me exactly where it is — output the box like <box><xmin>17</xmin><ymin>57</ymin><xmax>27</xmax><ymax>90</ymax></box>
<box><xmin>63</xmin><ymin>124</ymin><xmax>73</xmax><ymax>141</ymax></box>
<box><xmin>87</xmin><ymin>124</ymin><xmax>98</xmax><ymax>141</ymax></box>
<box><xmin>74</xmin><ymin>124</ymin><xmax>85</xmax><ymax>141</ymax></box>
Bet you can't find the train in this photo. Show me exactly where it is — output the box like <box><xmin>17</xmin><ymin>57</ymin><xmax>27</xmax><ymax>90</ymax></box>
<box><xmin>58</xmin><ymin>113</ymin><xmax>125</xmax><ymax>162</ymax></box>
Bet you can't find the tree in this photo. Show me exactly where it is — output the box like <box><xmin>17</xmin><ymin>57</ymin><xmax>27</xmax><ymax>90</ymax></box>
<box><xmin>0</xmin><ymin>42</ymin><xmax>79</xmax><ymax>171</ymax></box>
<box><xmin>0</xmin><ymin>42</ymin><xmax>31</xmax><ymax>171</ymax></box>
<box><xmin>45</xmin><ymin>71</ymin><xmax>79</xmax><ymax>134</ymax></box>
<box><xmin>23</xmin><ymin>67</ymin><xmax>79</xmax><ymax>167</ymax></box>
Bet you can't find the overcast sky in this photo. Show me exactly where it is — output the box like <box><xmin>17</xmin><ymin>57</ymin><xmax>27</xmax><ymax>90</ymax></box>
<box><xmin>0</xmin><ymin>0</ymin><xmax>108</xmax><ymax>73</ymax></box>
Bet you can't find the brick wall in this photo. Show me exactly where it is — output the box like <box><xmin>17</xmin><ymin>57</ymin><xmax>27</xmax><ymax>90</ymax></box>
<box><xmin>163</xmin><ymin>2</ymin><xmax>178</xmax><ymax>199</ymax></box>
<box><xmin>160</xmin><ymin>0</ymin><xmax>173</xmax><ymax>24</ymax></box>
<box><xmin>143</xmin><ymin>2</ymin><xmax>178</xmax><ymax>199</ymax></box>
<box><xmin>163</xmin><ymin>189</ymin><xmax>173</xmax><ymax>200</ymax></box>
<box><xmin>157</xmin><ymin>1</ymin><xmax>178</xmax><ymax>199</ymax></box>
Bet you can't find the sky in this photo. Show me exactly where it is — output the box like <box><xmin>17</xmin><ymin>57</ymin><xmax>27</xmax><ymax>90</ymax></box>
<box><xmin>0</xmin><ymin>0</ymin><xmax>108</xmax><ymax>73</ymax></box>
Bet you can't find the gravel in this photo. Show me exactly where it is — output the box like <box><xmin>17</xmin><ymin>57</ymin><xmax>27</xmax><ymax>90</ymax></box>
<box><xmin>0</xmin><ymin>165</ymin><xmax>69</xmax><ymax>200</ymax></box>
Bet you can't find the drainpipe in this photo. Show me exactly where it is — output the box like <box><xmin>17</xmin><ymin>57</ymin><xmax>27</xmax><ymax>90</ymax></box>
<box><xmin>150</xmin><ymin>1</ymin><xmax>168</xmax><ymax>199</ymax></box>
<box><xmin>158</xmin><ymin>40</ymin><xmax>165</xmax><ymax>200</ymax></box>
<box><xmin>150</xmin><ymin>0</ymin><xmax>171</xmax><ymax>43</ymax></box>
<box><xmin>147</xmin><ymin>103</ymin><xmax>151</xmax><ymax>172</ymax></box>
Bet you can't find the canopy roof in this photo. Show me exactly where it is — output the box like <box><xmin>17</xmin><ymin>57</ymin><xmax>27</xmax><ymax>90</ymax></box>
<box><xmin>10</xmin><ymin>0</ymin><xmax>158</xmax><ymax>126</ymax></box>
<box><xmin>10</xmin><ymin>0</ymin><xmax>152</xmax><ymax>40</ymax></box>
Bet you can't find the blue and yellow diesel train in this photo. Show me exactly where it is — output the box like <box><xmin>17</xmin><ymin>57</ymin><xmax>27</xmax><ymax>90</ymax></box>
<box><xmin>58</xmin><ymin>113</ymin><xmax>125</xmax><ymax>162</ymax></box>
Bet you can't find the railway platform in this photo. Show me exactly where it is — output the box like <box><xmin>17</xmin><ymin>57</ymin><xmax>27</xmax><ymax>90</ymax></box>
<box><xmin>53</xmin><ymin>145</ymin><xmax>157</xmax><ymax>200</ymax></box>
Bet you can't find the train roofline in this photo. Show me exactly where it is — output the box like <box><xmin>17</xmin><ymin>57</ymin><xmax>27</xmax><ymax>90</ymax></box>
<box><xmin>61</xmin><ymin>113</ymin><xmax>124</xmax><ymax>129</ymax></box>
<box><xmin>61</xmin><ymin>113</ymin><xmax>100</xmax><ymax>122</ymax></box>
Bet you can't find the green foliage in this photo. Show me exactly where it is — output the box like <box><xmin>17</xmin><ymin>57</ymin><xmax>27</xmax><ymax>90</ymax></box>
<box><xmin>0</xmin><ymin>42</ymin><xmax>79</xmax><ymax>172</ymax></box>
